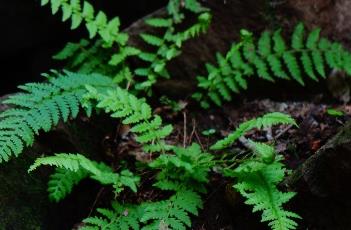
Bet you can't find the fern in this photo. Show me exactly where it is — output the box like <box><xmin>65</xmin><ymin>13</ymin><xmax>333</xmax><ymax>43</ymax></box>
<box><xmin>82</xmin><ymin>86</ymin><xmax>173</xmax><ymax>153</ymax></box>
<box><xmin>40</xmin><ymin>0</ymin><xmax>127</xmax><ymax>47</ymax></box>
<box><xmin>167</xmin><ymin>0</ymin><xmax>208</xmax><ymax>23</ymax></box>
<box><xmin>42</xmin><ymin>0</ymin><xmax>140</xmax><ymax>85</ymax></box>
<box><xmin>211</xmin><ymin>112</ymin><xmax>297</xmax><ymax>150</ymax></box>
<box><xmin>149</xmin><ymin>143</ymin><xmax>213</xmax><ymax>193</ymax></box>
<box><xmin>0</xmin><ymin>71</ymin><xmax>114</xmax><ymax>163</ymax></box>
<box><xmin>81</xmin><ymin>189</ymin><xmax>203</xmax><ymax>230</ymax></box>
<box><xmin>135</xmin><ymin>12</ymin><xmax>211</xmax><ymax>94</ymax></box>
<box><xmin>141</xmin><ymin>189</ymin><xmax>203</xmax><ymax>230</ymax></box>
<box><xmin>228</xmin><ymin>143</ymin><xmax>301</xmax><ymax>230</ymax></box>
<box><xmin>82</xmin><ymin>202</ymin><xmax>142</xmax><ymax>230</ymax></box>
<box><xmin>29</xmin><ymin>153</ymin><xmax>140</xmax><ymax>201</ymax></box>
<box><xmin>194</xmin><ymin>23</ymin><xmax>351</xmax><ymax>107</ymax></box>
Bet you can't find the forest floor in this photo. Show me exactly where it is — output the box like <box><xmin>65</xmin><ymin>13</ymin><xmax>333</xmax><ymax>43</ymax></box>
<box><xmin>61</xmin><ymin>96</ymin><xmax>350</xmax><ymax>230</ymax></box>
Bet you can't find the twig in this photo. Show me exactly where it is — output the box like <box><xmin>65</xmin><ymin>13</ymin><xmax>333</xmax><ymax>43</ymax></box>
<box><xmin>88</xmin><ymin>188</ymin><xmax>105</xmax><ymax>217</ymax></box>
<box><xmin>274</xmin><ymin>124</ymin><xmax>293</xmax><ymax>139</ymax></box>
<box><xmin>183</xmin><ymin>112</ymin><xmax>187</xmax><ymax>147</ymax></box>
<box><xmin>194</xmin><ymin>129</ymin><xmax>205</xmax><ymax>151</ymax></box>
<box><xmin>188</xmin><ymin>118</ymin><xmax>197</xmax><ymax>145</ymax></box>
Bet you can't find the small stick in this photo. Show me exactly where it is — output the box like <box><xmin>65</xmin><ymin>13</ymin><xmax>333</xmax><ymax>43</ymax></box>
<box><xmin>274</xmin><ymin>124</ymin><xmax>293</xmax><ymax>139</ymax></box>
<box><xmin>183</xmin><ymin>112</ymin><xmax>187</xmax><ymax>147</ymax></box>
<box><xmin>188</xmin><ymin>118</ymin><xmax>197</xmax><ymax>145</ymax></box>
<box><xmin>88</xmin><ymin>188</ymin><xmax>105</xmax><ymax>217</ymax></box>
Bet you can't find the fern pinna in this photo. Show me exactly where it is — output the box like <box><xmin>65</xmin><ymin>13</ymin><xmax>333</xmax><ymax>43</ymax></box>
<box><xmin>194</xmin><ymin>23</ymin><xmax>351</xmax><ymax>107</ymax></box>
<box><xmin>83</xmin><ymin>86</ymin><xmax>173</xmax><ymax>153</ymax></box>
<box><xmin>29</xmin><ymin>153</ymin><xmax>140</xmax><ymax>202</ymax></box>
<box><xmin>0</xmin><ymin>71</ymin><xmax>114</xmax><ymax>163</ymax></box>
<box><xmin>211</xmin><ymin>112</ymin><xmax>297</xmax><ymax>150</ymax></box>
<box><xmin>135</xmin><ymin>12</ymin><xmax>211</xmax><ymax>93</ymax></box>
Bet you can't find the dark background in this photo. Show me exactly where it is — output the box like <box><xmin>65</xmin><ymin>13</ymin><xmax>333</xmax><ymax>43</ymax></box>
<box><xmin>0</xmin><ymin>0</ymin><xmax>166</xmax><ymax>95</ymax></box>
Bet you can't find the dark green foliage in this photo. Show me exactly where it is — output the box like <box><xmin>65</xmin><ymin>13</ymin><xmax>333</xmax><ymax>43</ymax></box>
<box><xmin>0</xmin><ymin>71</ymin><xmax>114</xmax><ymax>163</ymax></box>
<box><xmin>29</xmin><ymin>153</ymin><xmax>140</xmax><ymax>201</ymax></box>
<box><xmin>82</xmin><ymin>202</ymin><xmax>142</xmax><ymax>230</ymax></box>
<box><xmin>83</xmin><ymin>86</ymin><xmax>173</xmax><ymax>153</ymax></box>
<box><xmin>211</xmin><ymin>112</ymin><xmax>297</xmax><ymax>150</ymax></box>
<box><xmin>47</xmin><ymin>167</ymin><xmax>89</xmax><ymax>202</ymax></box>
<box><xmin>81</xmin><ymin>189</ymin><xmax>202</xmax><ymax>230</ymax></box>
<box><xmin>53</xmin><ymin>39</ymin><xmax>137</xmax><ymax>86</ymax></box>
<box><xmin>53</xmin><ymin>39</ymin><xmax>111</xmax><ymax>74</ymax></box>
<box><xmin>141</xmin><ymin>189</ymin><xmax>203</xmax><ymax>230</ymax></box>
<box><xmin>194</xmin><ymin>23</ymin><xmax>351</xmax><ymax>107</ymax></box>
<box><xmin>43</xmin><ymin>0</ymin><xmax>140</xmax><ymax>89</ymax></box>
<box><xmin>226</xmin><ymin>142</ymin><xmax>301</xmax><ymax>230</ymax></box>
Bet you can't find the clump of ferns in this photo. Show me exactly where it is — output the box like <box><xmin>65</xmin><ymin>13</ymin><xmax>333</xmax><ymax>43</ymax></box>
<box><xmin>194</xmin><ymin>23</ymin><xmax>351</xmax><ymax>108</ymax></box>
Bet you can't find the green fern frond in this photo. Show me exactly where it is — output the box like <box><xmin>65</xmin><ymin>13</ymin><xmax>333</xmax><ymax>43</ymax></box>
<box><xmin>0</xmin><ymin>71</ymin><xmax>114</xmax><ymax>163</ymax></box>
<box><xmin>135</xmin><ymin>12</ymin><xmax>211</xmax><ymax>94</ymax></box>
<box><xmin>211</xmin><ymin>112</ymin><xmax>296</xmax><ymax>150</ymax></box>
<box><xmin>29</xmin><ymin>153</ymin><xmax>140</xmax><ymax>199</ymax></box>
<box><xmin>233</xmin><ymin>150</ymin><xmax>301</xmax><ymax>230</ymax></box>
<box><xmin>83</xmin><ymin>86</ymin><xmax>173</xmax><ymax>153</ymax></box>
<box><xmin>141</xmin><ymin>189</ymin><xmax>202</xmax><ymax>230</ymax></box>
<box><xmin>195</xmin><ymin>23</ymin><xmax>351</xmax><ymax>106</ymax></box>
<box><xmin>82</xmin><ymin>202</ymin><xmax>142</xmax><ymax>230</ymax></box>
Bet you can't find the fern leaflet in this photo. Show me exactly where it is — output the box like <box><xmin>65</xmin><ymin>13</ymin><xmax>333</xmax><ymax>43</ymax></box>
<box><xmin>81</xmin><ymin>202</ymin><xmax>142</xmax><ymax>230</ymax></box>
<box><xmin>141</xmin><ymin>189</ymin><xmax>203</xmax><ymax>230</ymax></box>
<box><xmin>211</xmin><ymin>112</ymin><xmax>296</xmax><ymax>150</ymax></box>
